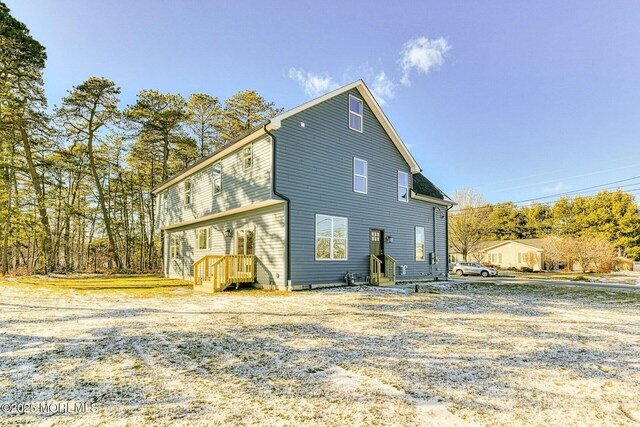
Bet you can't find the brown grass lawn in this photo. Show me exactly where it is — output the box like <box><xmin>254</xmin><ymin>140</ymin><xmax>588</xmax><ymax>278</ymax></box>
<box><xmin>1</xmin><ymin>276</ymin><xmax>639</xmax><ymax>426</ymax></box>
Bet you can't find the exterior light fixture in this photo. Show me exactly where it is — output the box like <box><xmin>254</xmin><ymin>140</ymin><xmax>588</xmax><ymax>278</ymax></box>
<box><xmin>225</xmin><ymin>229</ymin><xmax>232</xmax><ymax>237</ymax></box>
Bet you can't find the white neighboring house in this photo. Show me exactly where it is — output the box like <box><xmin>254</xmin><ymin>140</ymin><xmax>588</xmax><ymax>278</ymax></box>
<box><xmin>450</xmin><ymin>239</ymin><xmax>547</xmax><ymax>271</ymax></box>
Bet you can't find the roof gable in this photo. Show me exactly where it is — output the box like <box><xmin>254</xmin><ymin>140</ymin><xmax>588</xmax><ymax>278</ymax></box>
<box><xmin>269</xmin><ymin>80</ymin><xmax>421</xmax><ymax>173</ymax></box>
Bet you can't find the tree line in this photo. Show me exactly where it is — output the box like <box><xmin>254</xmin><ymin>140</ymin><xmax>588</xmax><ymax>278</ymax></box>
<box><xmin>0</xmin><ymin>3</ymin><xmax>282</xmax><ymax>275</ymax></box>
<box><xmin>449</xmin><ymin>188</ymin><xmax>640</xmax><ymax>264</ymax></box>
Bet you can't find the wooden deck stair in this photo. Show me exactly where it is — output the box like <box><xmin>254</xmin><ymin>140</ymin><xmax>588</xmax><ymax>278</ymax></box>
<box><xmin>193</xmin><ymin>254</ymin><xmax>255</xmax><ymax>293</ymax></box>
<box><xmin>370</xmin><ymin>255</ymin><xmax>396</xmax><ymax>286</ymax></box>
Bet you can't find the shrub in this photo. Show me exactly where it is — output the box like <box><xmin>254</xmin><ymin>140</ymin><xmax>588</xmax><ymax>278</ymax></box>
<box><xmin>519</xmin><ymin>266</ymin><xmax>534</xmax><ymax>273</ymax></box>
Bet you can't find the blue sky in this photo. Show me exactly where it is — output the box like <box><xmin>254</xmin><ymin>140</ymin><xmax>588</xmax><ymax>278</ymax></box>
<box><xmin>7</xmin><ymin>0</ymin><xmax>640</xmax><ymax>203</ymax></box>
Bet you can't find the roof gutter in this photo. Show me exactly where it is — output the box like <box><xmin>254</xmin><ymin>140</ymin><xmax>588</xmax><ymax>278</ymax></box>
<box><xmin>263</xmin><ymin>121</ymin><xmax>291</xmax><ymax>285</ymax></box>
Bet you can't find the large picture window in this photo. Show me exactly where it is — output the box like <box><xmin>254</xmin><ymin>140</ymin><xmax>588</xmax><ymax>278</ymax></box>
<box><xmin>353</xmin><ymin>158</ymin><xmax>367</xmax><ymax>194</ymax></box>
<box><xmin>415</xmin><ymin>227</ymin><xmax>425</xmax><ymax>261</ymax></box>
<box><xmin>212</xmin><ymin>162</ymin><xmax>221</xmax><ymax>195</ymax></box>
<box><xmin>348</xmin><ymin>95</ymin><xmax>363</xmax><ymax>132</ymax></box>
<box><xmin>398</xmin><ymin>171</ymin><xmax>409</xmax><ymax>202</ymax></box>
<box><xmin>315</xmin><ymin>214</ymin><xmax>348</xmax><ymax>260</ymax></box>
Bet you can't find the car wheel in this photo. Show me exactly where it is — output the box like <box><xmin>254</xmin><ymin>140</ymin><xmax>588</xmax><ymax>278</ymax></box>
<box><xmin>481</xmin><ymin>270</ymin><xmax>489</xmax><ymax>277</ymax></box>
<box><xmin>456</xmin><ymin>269</ymin><xmax>464</xmax><ymax>276</ymax></box>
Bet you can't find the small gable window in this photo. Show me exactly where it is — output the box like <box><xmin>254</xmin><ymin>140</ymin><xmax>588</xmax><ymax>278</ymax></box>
<box><xmin>398</xmin><ymin>171</ymin><xmax>409</xmax><ymax>202</ymax></box>
<box><xmin>353</xmin><ymin>158</ymin><xmax>367</xmax><ymax>194</ymax></box>
<box><xmin>184</xmin><ymin>180</ymin><xmax>192</xmax><ymax>206</ymax></box>
<box><xmin>348</xmin><ymin>95</ymin><xmax>363</xmax><ymax>132</ymax></box>
<box><xmin>243</xmin><ymin>144</ymin><xmax>253</xmax><ymax>170</ymax></box>
<box><xmin>212</xmin><ymin>162</ymin><xmax>221</xmax><ymax>195</ymax></box>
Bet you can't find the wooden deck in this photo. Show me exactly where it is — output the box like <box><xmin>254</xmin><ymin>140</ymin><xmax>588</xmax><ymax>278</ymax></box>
<box><xmin>370</xmin><ymin>255</ymin><xmax>396</xmax><ymax>286</ymax></box>
<box><xmin>193</xmin><ymin>254</ymin><xmax>255</xmax><ymax>293</ymax></box>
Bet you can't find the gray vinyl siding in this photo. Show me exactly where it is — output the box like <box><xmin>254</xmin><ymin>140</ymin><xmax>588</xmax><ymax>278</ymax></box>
<box><xmin>157</xmin><ymin>136</ymin><xmax>272</xmax><ymax>229</ymax></box>
<box><xmin>164</xmin><ymin>204</ymin><xmax>286</xmax><ymax>287</ymax></box>
<box><xmin>274</xmin><ymin>88</ymin><xmax>448</xmax><ymax>284</ymax></box>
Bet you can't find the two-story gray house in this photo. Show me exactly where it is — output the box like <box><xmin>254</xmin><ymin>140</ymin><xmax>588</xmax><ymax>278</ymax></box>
<box><xmin>153</xmin><ymin>80</ymin><xmax>453</xmax><ymax>291</ymax></box>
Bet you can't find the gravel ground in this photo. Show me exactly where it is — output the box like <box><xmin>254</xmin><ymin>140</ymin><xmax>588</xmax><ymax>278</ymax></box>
<box><xmin>1</xmin><ymin>280</ymin><xmax>639</xmax><ymax>426</ymax></box>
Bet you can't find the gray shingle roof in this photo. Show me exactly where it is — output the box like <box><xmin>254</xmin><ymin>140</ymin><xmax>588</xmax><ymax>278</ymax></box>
<box><xmin>412</xmin><ymin>173</ymin><xmax>446</xmax><ymax>200</ymax></box>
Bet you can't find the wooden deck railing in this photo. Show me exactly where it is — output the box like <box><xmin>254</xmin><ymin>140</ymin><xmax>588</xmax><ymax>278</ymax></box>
<box><xmin>193</xmin><ymin>254</ymin><xmax>255</xmax><ymax>292</ymax></box>
<box><xmin>385</xmin><ymin>255</ymin><xmax>397</xmax><ymax>283</ymax></box>
<box><xmin>369</xmin><ymin>254</ymin><xmax>396</xmax><ymax>285</ymax></box>
<box><xmin>370</xmin><ymin>255</ymin><xmax>382</xmax><ymax>285</ymax></box>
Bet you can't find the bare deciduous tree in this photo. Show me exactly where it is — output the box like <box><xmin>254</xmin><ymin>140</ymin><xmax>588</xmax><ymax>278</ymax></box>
<box><xmin>449</xmin><ymin>188</ymin><xmax>492</xmax><ymax>261</ymax></box>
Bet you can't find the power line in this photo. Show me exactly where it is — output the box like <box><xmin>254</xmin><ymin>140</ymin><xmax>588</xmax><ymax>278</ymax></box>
<box><xmin>450</xmin><ymin>174</ymin><xmax>640</xmax><ymax>215</ymax></box>
<box><xmin>449</xmin><ymin>184</ymin><xmax>640</xmax><ymax>219</ymax></box>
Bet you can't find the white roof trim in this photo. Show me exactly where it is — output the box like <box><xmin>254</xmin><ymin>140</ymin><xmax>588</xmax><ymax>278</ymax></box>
<box><xmin>160</xmin><ymin>199</ymin><xmax>284</xmax><ymax>231</ymax></box>
<box><xmin>410</xmin><ymin>190</ymin><xmax>455</xmax><ymax>206</ymax></box>
<box><xmin>270</xmin><ymin>80</ymin><xmax>422</xmax><ymax>173</ymax></box>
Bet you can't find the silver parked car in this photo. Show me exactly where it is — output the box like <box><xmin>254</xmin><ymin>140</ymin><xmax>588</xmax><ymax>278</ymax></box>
<box><xmin>450</xmin><ymin>262</ymin><xmax>497</xmax><ymax>277</ymax></box>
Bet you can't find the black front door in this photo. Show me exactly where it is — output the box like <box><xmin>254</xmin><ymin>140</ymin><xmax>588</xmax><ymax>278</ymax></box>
<box><xmin>370</xmin><ymin>229</ymin><xmax>384</xmax><ymax>273</ymax></box>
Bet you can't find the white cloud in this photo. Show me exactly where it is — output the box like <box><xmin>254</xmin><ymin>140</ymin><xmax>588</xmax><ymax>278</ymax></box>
<box><xmin>288</xmin><ymin>35</ymin><xmax>450</xmax><ymax>101</ymax></box>
<box><xmin>399</xmin><ymin>36</ymin><xmax>451</xmax><ymax>86</ymax></box>
<box><xmin>541</xmin><ymin>182</ymin><xmax>572</xmax><ymax>194</ymax></box>
<box><xmin>287</xmin><ymin>67</ymin><xmax>340</xmax><ymax>98</ymax></box>
<box><xmin>370</xmin><ymin>71</ymin><xmax>396</xmax><ymax>105</ymax></box>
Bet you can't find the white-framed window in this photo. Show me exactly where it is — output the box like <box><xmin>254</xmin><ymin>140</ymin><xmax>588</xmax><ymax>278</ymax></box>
<box><xmin>315</xmin><ymin>214</ymin><xmax>348</xmax><ymax>260</ymax></box>
<box><xmin>348</xmin><ymin>95</ymin><xmax>363</xmax><ymax>132</ymax></box>
<box><xmin>415</xmin><ymin>226</ymin><xmax>425</xmax><ymax>261</ymax></box>
<box><xmin>353</xmin><ymin>158</ymin><xmax>367</xmax><ymax>194</ymax></box>
<box><xmin>196</xmin><ymin>228</ymin><xmax>211</xmax><ymax>250</ymax></box>
<box><xmin>162</xmin><ymin>193</ymin><xmax>168</xmax><ymax>213</ymax></box>
<box><xmin>398</xmin><ymin>171</ymin><xmax>409</xmax><ymax>202</ymax></box>
<box><xmin>242</xmin><ymin>144</ymin><xmax>253</xmax><ymax>170</ymax></box>
<box><xmin>212</xmin><ymin>162</ymin><xmax>221</xmax><ymax>195</ymax></box>
<box><xmin>170</xmin><ymin>234</ymin><xmax>180</xmax><ymax>259</ymax></box>
<box><xmin>235</xmin><ymin>228</ymin><xmax>255</xmax><ymax>255</ymax></box>
<box><xmin>184</xmin><ymin>179</ymin><xmax>192</xmax><ymax>206</ymax></box>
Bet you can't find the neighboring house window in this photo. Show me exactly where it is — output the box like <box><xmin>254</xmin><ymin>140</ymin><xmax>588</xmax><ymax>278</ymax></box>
<box><xmin>242</xmin><ymin>144</ymin><xmax>253</xmax><ymax>170</ymax></box>
<box><xmin>184</xmin><ymin>180</ymin><xmax>192</xmax><ymax>206</ymax></box>
<box><xmin>398</xmin><ymin>171</ymin><xmax>409</xmax><ymax>202</ymax></box>
<box><xmin>518</xmin><ymin>253</ymin><xmax>523</xmax><ymax>263</ymax></box>
<box><xmin>235</xmin><ymin>228</ymin><xmax>255</xmax><ymax>255</ymax></box>
<box><xmin>212</xmin><ymin>162</ymin><xmax>221</xmax><ymax>195</ymax></box>
<box><xmin>415</xmin><ymin>227</ymin><xmax>425</xmax><ymax>261</ymax></box>
<box><xmin>353</xmin><ymin>158</ymin><xmax>367</xmax><ymax>193</ymax></box>
<box><xmin>315</xmin><ymin>214</ymin><xmax>348</xmax><ymax>260</ymax></box>
<box><xmin>170</xmin><ymin>234</ymin><xmax>180</xmax><ymax>259</ymax></box>
<box><xmin>196</xmin><ymin>228</ymin><xmax>211</xmax><ymax>250</ymax></box>
<box><xmin>348</xmin><ymin>95</ymin><xmax>363</xmax><ymax>132</ymax></box>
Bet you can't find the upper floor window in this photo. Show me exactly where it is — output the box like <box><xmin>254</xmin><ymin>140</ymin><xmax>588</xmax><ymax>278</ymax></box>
<box><xmin>162</xmin><ymin>193</ymin><xmax>168</xmax><ymax>213</ymax></box>
<box><xmin>398</xmin><ymin>171</ymin><xmax>409</xmax><ymax>202</ymax></box>
<box><xmin>315</xmin><ymin>214</ymin><xmax>348</xmax><ymax>260</ymax></box>
<box><xmin>170</xmin><ymin>234</ymin><xmax>180</xmax><ymax>259</ymax></box>
<box><xmin>212</xmin><ymin>162</ymin><xmax>221</xmax><ymax>195</ymax></box>
<box><xmin>196</xmin><ymin>228</ymin><xmax>211</xmax><ymax>250</ymax></box>
<box><xmin>184</xmin><ymin>180</ymin><xmax>192</xmax><ymax>206</ymax></box>
<box><xmin>348</xmin><ymin>95</ymin><xmax>363</xmax><ymax>132</ymax></box>
<box><xmin>415</xmin><ymin>227</ymin><xmax>425</xmax><ymax>261</ymax></box>
<box><xmin>243</xmin><ymin>144</ymin><xmax>253</xmax><ymax>170</ymax></box>
<box><xmin>353</xmin><ymin>158</ymin><xmax>367</xmax><ymax>194</ymax></box>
